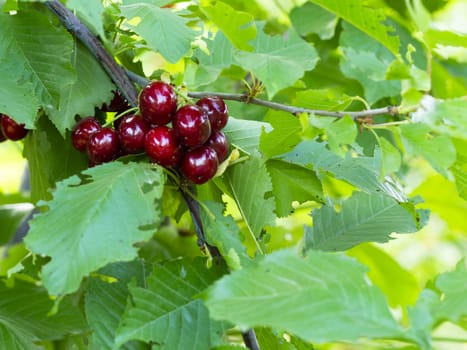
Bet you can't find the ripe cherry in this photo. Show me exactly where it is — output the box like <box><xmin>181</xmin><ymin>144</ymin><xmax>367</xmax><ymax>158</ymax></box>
<box><xmin>87</xmin><ymin>127</ymin><xmax>120</xmax><ymax>165</ymax></box>
<box><xmin>101</xmin><ymin>90</ymin><xmax>130</xmax><ymax>113</ymax></box>
<box><xmin>205</xmin><ymin>130</ymin><xmax>229</xmax><ymax>162</ymax></box>
<box><xmin>72</xmin><ymin>117</ymin><xmax>101</xmax><ymax>152</ymax></box>
<box><xmin>139</xmin><ymin>81</ymin><xmax>177</xmax><ymax>125</ymax></box>
<box><xmin>0</xmin><ymin>114</ymin><xmax>28</xmax><ymax>141</ymax></box>
<box><xmin>145</xmin><ymin>126</ymin><xmax>182</xmax><ymax>168</ymax></box>
<box><xmin>196</xmin><ymin>96</ymin><xmax>229</xmax><ymax>131</ymax></box>
<box><xmin>173</xmin><ymin>105</ymin><xmax>211</xmax><ymax>148</ymax></box>
<box><xmin>0</xmin><ymin>121</ymin><xmax>6</xmax><ymax>143</ymax></box>
<box><xmin>118</xmin><ymin>114</ymin><xmax>150</xmax><ymax>154</ymax></box>
<box><xmin>180</xmin><ymin>145</ymin><xmax>218</xmax><ymax>184</ymax></box>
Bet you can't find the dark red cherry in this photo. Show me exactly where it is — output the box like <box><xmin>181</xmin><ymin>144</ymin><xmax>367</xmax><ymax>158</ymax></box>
<box><xmin>0</xmin><ymin>114</ymin><xmax>28</xmax><ymax>141</ymax></box>
<box><xmin>101</xmin><ymin>90</ymin><xmax>130</xmax><ymax>113</ymax></box>
<box><xmin>0</xmin><ymin>120</ymin><xmax>6</xmax><ymax>143</ymax></box>
<box><xmin>139</xmin><ymin>81</ymin><xmax>177</xmax><ymax>125</ymax></box>
<box><xmin>173</xmin><ymin>105</ymin><xmax>211</xmax><ymax>148</ymax></box>
<box><xmin>87</xmin><ymin>127</ymin><xmax>120</xmax><ymax>164</ymax></box>
<box><xmin>118</xmin><ymin>114</ymin><xmax>150</xmax><ymax>154</ymax></box>
<box><xmin>196</xmin><ymin>96</ymin><xmax>229</xmax><ymax>131</ymax></box>
<box><xmin>72</xmin><ymin>117</ymin><xmax>101</xmax><ymax>152</ymax></box>
<box><xmin>205</xmin><ymin>130</ymin><xmax>229</xmax><ymax>162</ymax></box>
<box><xmin>180</xmin><ymin>145</ymin><xmax>218</xmax><ymax>185</ymax></box>
<box><xmin>145</xmin><ymin>126</ymin><xmax>182</xmax><ymax>168</ymax></box>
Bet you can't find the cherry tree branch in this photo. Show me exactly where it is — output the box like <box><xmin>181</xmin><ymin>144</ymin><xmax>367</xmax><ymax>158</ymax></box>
<box><xmin>44</xmin><ymin>0</ymin><xmax>138</xmax><ymax>106</ymax></box>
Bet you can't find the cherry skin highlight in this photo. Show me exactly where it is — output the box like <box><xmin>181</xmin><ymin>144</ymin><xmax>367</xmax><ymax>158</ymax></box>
<box><xmin>205</xmin><ymin>130</ymin><xmax>229</xmax><ymax>162</ymax></box>
<box><xmin>180</xmin><ymin>145</ymin><xmax>219</xmax><ymax>185</ymax></box>
<box><xmin>118</xmin><ymin>114</ymin><xmax>150</xmax><ymax>154</ymax></box>
<box><xmin>173</xmin><ymin>105</ymin><xmax>211</xmax><ymax>148</ymax></box>
<box><xmin>87</xmin><ymin>127</ymin><xmax>120</xmax><ymax>165</ymax></box>
<box><xmin>196</xmin><ymin>96</ymin><xmax>229</xmax><ymax>131</ymax></box>
<box><xmin>72</xmin><ymin>117</ymin><xmax>101</xmax><ymax>152</ymax></box>
<box><xmin>145</xmin><ymin>126</ymin><xmax>182</xmax><ymax>168</ymax></box>
<box><xmin>139</xmin><ymin>81</ymin><xmax>177</xmax><ymax>125</ymax></box>
<box><xmin>0</xmin><ymin>114</ymin><xmax>28</xmax><ymax>141</ymax></box>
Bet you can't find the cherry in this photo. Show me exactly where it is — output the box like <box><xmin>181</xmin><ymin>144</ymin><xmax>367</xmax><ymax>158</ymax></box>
<box><xmin>205</xmin><ymin>130</ymin><xmax>229</xmax><ymax>162</ymax></box>
<box><xmin>0</xmin><ymin>118</ymin><xmax>6</xmax><ymax>143</ymax></box>
<box><xmin>139</xmin><ymin>81</ymin><xmax>177</xmax><ymax>125</ymax></box>
<box><xmin>72</xmin><ymin>117</ymin><xmax>101</xmax><ymax>152</ymax></box>
<box><xmin>173</xmin><ymin>105</ymin><xmax>211</xmax><ymax>148</ymax></box>
<box><xmin>196</xmin><ymin>96</ymin><xmax>229</xmax><ymax>131</ymax></box>
<box><xmin>0</xmin><ymin>114</ymin><xmax>28</xmax><ymax>141</ymax></box>
<box><xmin>118</xmin><ymin>114</ymin><xmax>150</xmax><ymax>154</ymax></box>
<box><xmin>101</xmin><ymin>90</ymin><xmax>130</xmax><ymax>113</ymax></box>
<box><xmin>180</xmin><ymin>145</ymin><xmax>218</xmax><ymax>184</ymax></box>
<box><xmin>145</xmin><ymin>126</ymin><xmax>182</xmax><ymax>168</ymax></box>
<box><xmin>87</xmin><ymin>127</ymin><xmax>120</xmax><ymax>165</ymax></box>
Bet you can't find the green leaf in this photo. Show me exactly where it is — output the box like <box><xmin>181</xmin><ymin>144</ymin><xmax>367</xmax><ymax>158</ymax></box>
<box><xmin>310</xmin><ymin>0</ymin><xmax>399</xmax><ymax>54</ymax></box>
<box><xmin>115</xmin><ymin>257</ymin><xmax>228</xmax><ymax>349</ymax></box>
<box><xmin>293</xmin><ymin>89</ymin><xmax>353</xmax><ymax>111</ymax></box>
<box><xmin>339</xmin><ymin>22</ymin><xmax>401</xmax><ymax>104</ymax></box>
<box><xmin>0</xmin><ymin>279</ymin><xmax>87</xmax><ymax>346</ymax></box>
<box><xmin>305</xmin><ymin>191</ymin><xmax>423</xmax><ymax>251</ymax></box>
<box><xmin>121</xmin><ymin>4</ymin><xmax>196</xmax><ymax>63</ymax></box>
<box><xmin>259</xmin><ymin>111</ymin><xmax>302</xmax><ymax>158</ymax></box>
<box><xmin>201</xmin><ymin>201</ymin><xmax>252</xmax><ymax>271</ymax></box>
<box><xmin>290</xmin><ymin>2</ymin><xmax>337</xmax><ymax>40</ymax></box>
<box><xmin>224</xmin><ymin>156</ymin><xmax>276</xmax><ymax>239</ymax></box>
<box><xmin>324</xmin><ymin>116</ymin><xmax>357</xmax><ymax>154</ymax></box>
<box><xmin>48</xmin><ymin>41</ymin><xmax>114</xmax><ymax>135</ymax></box>
<box><xmin>413</xmin><ymin>95</ymin><xmax>467</xmax><ymax>139</ymax></box>
<box><xmin>223</xmin><ymin>117</ymin><xmax>271</xmax><ymax>155</ymax></box>
<box><xmin>0</xmin><ymin>9</ymin><xmax>75</xmax><ymax>128</ymax></box>
<box><xmin>452</xmin><ymin>139</ymin><xmax>467</xmax><ymax>200</ymax></box>
<box><xmin>376</xmin><ymin>136</ymin><xmax>402</xmax><ymax>176</ymax></box>
<box><xmin>400</xmin><ymin>123</ymin><xmax>456</xmax><ymax>176</ymax></box>
<box><xmin>200</xmin><ymin>1</ymin><xmax>256</xmax><ymax>51</ymax></box>
<box><xmin>24</xmin><ymin>162</ymin><xmax>165</xmax><ymax>295</ymax></box>
<box><xmin>266</xmin><ymin>159</ymin><xmax>323</xmax><ymax>217</ymax></box>
<box><xmin>235</xmin><ymin>25</ymin><xmax>318</xmax><ymax>98</ymax></box>
<box><xmin>67</xmin><ymin>0</ymin><xmax>106</xmax><ymax>38</ymax></box>
<box><xmin>0</xmin><ymin>203</ymin><xmax>33</xmax><ymax>245</ymax></box>
<box><xmin>348</xmin><ymin>244</ymin><xmax>420</xmax><ymax>307</ymax></box>
<box><xmin>204</xmin><ymin>249</ymin><xmax>405</xmax><ymax>343</ymax></box>
<box><xmin>85</xmin><ymin>260</ymin><xmax>147</xmax><ymax>350</ymax></box>
<box><xmin>22</xmin><ymin>116</ymin><xmax>88</xmax><ymax>202</ymax></box>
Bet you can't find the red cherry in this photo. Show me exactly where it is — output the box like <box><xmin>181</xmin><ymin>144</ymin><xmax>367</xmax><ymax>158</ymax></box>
<box><xmin>145</xmin><ymin>126</ymin><xmax>182</xmax><ymax>168</ymax></box>
<box><xmin>205</xmin><ymin>130</ymin><xmax>229</xmax><ymax>162</ymax></box>
<box><xmin>0</xmin><ymin>119</ymin><xmax>6</xmax><ymax>143</ymax></box>
<box><xmin>87</xmin><ymin>127</ymin><xmax>120</xmax><ymax>164</ymax></box>
<box><xmin>101</xmin><ymin>90</ymin><xmax>130</xmax><ymax>113</ymax></box>
<box><xmin>0</xmin><ymin>114</ymin><xmax>28</xmax><ymax>141</ymax></box>
<box><xmin>196</xmin><ymin>96</ymin><xmax>229</xmax><ymax>131</ymax></box>
<box><xmin>72</xmin><ymin>117</ymin><xmax>101</xmax><ymax>152</ymax></box>
<box><xmin>139</xmin><ymin>81</ymin><xmax>177</xmax><ymax>125</ymax></box>
<box><xmin>173</xmin><ymin>105</ymin><xmax>211</xmax><ymax>148</ymax></box>
<box><xmin>180</xmin><ymin>146</ymin><xmax>218</xmax><ymax>184</ymax></box>
<box><xmin>118</xmin><ymin>114</ymin><xmax>150</xmax><ymax>154</ymax></box>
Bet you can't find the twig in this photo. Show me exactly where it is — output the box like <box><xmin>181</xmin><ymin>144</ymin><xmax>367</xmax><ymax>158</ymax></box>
<box><xmin>242</xmin><ymin>329</ymin><xmax>261</xmax><ymax>350</ymax></box>
<box><xmin>44</xmin><ymin>1</ymin><xmax>138</xmax><ymax>106</ymax></box>
<box><xmin>125</xmin><ymin>70</ymin><xmax>398</xmax><ymax>119</ymax></box>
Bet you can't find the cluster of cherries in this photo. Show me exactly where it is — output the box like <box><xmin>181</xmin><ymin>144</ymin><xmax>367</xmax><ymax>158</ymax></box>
<box><xmin>72</xmin><ymin>81</ymin><xmax>230</xmax><ymax>184</ymax></box>
<box><xmin>0</xmin><ymin>114</ymin><xmax>29</xmax><ymax>143</ymax></box>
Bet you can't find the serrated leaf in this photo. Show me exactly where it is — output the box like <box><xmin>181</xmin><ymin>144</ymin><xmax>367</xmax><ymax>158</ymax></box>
<box><xmin>293</xmin><ymin>89</ymin><xmax>353</xmax><ymax>111</ymax></box>
<box><xmin>376</xmin><ymin>136</ymin><xmax>402</xmax><ymax>176</ymax></box>
<box><xmin>201</xmin><ymin>201</ymin><xmax>252</xmax><ymax>271</ymax></box>
<box><xmin>115</xmin><ymin>257</ymin><xmax>228</xmax><ymax>349</ymax></box>
<box><xmin>121</xmin><ymin>4</ymin><xmax>196</xmax><ymax>63</ymax></box>
<box><xmin>23</xmin><ymin>116</ymin><xmax>88</xmax><ymax>202</ymax></box>
<box><xmin>266</xmin><ymin>159</ymin><xmax>323</xmax><ymax>217</ymax></box>
<box><xmin>305</xmin><ymin>191</ymin><xmax>422</xmax><ymax>251</ymax></box>
<box><xmin>223</xmin><ymin>117</ymin><xmax>271</xmax><ymax>155</ymax></box>
<box><xmin>48</xmin><ymin>41</ymin><xmax>114</xmax><ymax>135</ymax></box>
<box><xmin>85</xmin><ymin>260</ymin><xmax>147</xmax><ymax>350</ymax></box>
<box><xmin>325</xmin><ymin>115</ymin><xmax>357</xmax><ymax>154</ymax></box>
<box><xmin>400</xmin><ymin>122</ymin><xmax>456</xmax><ymax>176</ymax></box>
<box><xmin>452</xmin><ymin>139</ymin><xmax>467</xmax><ymax>200</ymax></box>
<box><xmin>0</xmin><ymin>9</ymin><xmax>75</xmax><ymax>128</ymax></box>
<box><xmin>259</xmin><ymin>111</ymin><xmax>302</xmax><ymax>158</ymax></box>
<box><xmin>235</xmin><ymin>25</ymin><xmax>318</xmax><ymax>98</ymax></box>
<box><xmin>310</xmin><ymin>0</ymin><xmax>399</xmax><ymax>54</ymax></box>
<box><xmin>204</xmin><ymin>249</ymin><xmax>405</xmax><ymax>343</ymax></box>
<box><xmin>224</xmin><ymin>156</ymin><xmax>276</xmax><ymax>239</ymax></box>
<box><xmin>0</xmin><ymin>203</ymin><xmax>33</xmax><ymax>245</ymax></box>
<box><xmin>0</xmin><ymin>279</ymin><xmax>87</xmax><ymax>346</ymax></box>
<box><xmin>339</xmin><ymin>22</ymin><xmax>401</xmax><ymax>104</ymax></box>
<box><xmin>24</xmin><ymin>162</ymin><xmax>165</xmax><ymax>295</ymax></box>
<box><xmin>290</xmin><ymin>2</ymin><xmax>337</xmax><ymax>40</ymax></box>
<box><xmin>67</xmin><ymin>0</ymin><xmax>105</xmax><ymax>38</ymax></box>
<box><xmin>200</xmin><ymin>1</ymin><xmax>256</xmax><ymax>51</ymax></box>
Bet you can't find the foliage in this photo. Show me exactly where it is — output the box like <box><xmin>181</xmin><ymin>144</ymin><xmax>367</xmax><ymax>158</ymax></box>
<box><xmin>0</xmin><ymin>0</ymin><xmax>466</xmax><ymax>349</ymax></box>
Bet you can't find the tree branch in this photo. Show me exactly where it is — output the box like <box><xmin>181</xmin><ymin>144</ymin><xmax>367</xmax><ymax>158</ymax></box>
<box><xmin>44</xmin><ymin>0</ymin><xmax>138</xmax><ymax>106</ymax></box>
